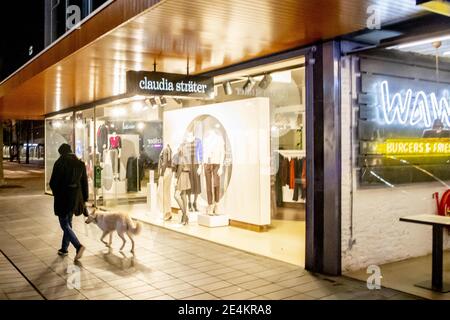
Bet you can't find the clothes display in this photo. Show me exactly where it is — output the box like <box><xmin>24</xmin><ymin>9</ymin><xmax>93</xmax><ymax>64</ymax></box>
<box><xmin>292</xmin><ymin>158</ymin><xmax>306</xmax><ymax>201</ymax></box>
<box><xmin>172</xmin><ymin>150</ymin><xmax>190</xmax><ymax>225</ymax></box>
<box><xmin>126</xmin><ymin>156</ymin><xmax>144</xmax><ymax>192</ymax></box>
<box><xmin>106</xmin><ymin>149</ymin><xmax>119</xmax><ymax>176</ymax></box>
<box><xmin>173</xmin><ymin>148</ymin><xmax>191</xmax><ymax>192</ymax></box>
<box><xmin>97</xmin><ymin>124</ymin><xmax>109</xmax><ymax>154</ymax></box>
<box><xmin>161</xmin><ymin>168</ymin><xmax>173</xmax><ymax>218</ymax></box>
<box><xmin>158</xmin><ymin>145</ymin><xmax>172</xmax><ymax>177</ymax></box>
<box><xmin>184</xmin><ymin>139</ymin><xmax>202</xmax><ymax>195</ymax></box>
<box><xmin>202</xmin><ymin>131</ymin><xmax>225</xmax><ymax>211</ymax></box>
<box><xmin>276</xmin><ymin>153</ymin><xmax>306</xmax><ymax>203</ymax></box>
<box><xmin>204</xmin><ymin>163</ymin><xmax>220</xmax><ymax>205</ymax></box>
<box><xmin>109</xmin><ymin>135</ymin><xmax>122</xmax><ymax>149</ymax></box>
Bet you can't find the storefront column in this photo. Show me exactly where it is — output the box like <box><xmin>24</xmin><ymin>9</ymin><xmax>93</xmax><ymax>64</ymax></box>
<box><xmin>305</xmin><ymin>41</ymin><xmax>342</xmax><ymax>276</ymax></box>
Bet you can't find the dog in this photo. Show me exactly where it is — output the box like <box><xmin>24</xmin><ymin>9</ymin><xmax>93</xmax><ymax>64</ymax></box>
<box><xmin>85</xmin><ymin>208</ymin><xmax>142</xmax><ymax>253</ymax></box>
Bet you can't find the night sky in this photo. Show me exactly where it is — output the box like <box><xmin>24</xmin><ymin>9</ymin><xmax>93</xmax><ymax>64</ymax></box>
<box><xmin>0</xmin><ymin>1</ymin><xmax>45</xmax><ymax>81</ymax></box>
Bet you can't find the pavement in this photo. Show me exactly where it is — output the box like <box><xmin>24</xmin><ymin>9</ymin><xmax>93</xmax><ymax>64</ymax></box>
<box><xmin>0</xmin><ymin>161</ymin><xmax>420</xmax><ymax>300</ymax></box>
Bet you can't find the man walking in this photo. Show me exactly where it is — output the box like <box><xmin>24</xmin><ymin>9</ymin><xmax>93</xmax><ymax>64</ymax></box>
<box><xmin>50</xmin><ymin>143</ymin><xmax>87</xmax><ymax>261</ymax></box>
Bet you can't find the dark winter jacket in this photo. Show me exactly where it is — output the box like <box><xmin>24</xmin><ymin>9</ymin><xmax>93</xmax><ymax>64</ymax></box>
<box><xmin>49</xmin><ymin>153</ymin><xmax>88</xmax><ymax>216</ymax></box>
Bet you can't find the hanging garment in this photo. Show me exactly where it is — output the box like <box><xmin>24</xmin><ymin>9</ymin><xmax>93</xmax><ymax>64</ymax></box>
<box><xmin>97</xmin><ymin>125</ymin><xmax>109</xmax><ymax>154</ymax></box>
<box><xmin>162</xmin><ymin>168</ymin><xmax>173</xmax><ymax>215</ymax></box>
<box><xmin>126</xmin><ymin>157</ymin><xmax>138</xmax><ymax>192</ymax></box>
<box><xmin>184</xmin><ymin>140</ymin><xmax>201</xmax><ymax>195</ymax></box>
<box><xmin>293</xmin><ymin>157</ymin><xmax>302</xmax><ymax>201</ymax></box>
<box><xmin>107</xmin><ymin>149</ymin><xmax>119</xmax><ymax>175</ymax></box>
<box><xmin>204</xmin><ymin>163</ymin><xmax>220</xmax><ymax>205</ymax></box>
<box><xmin>276</xmin><ymin>153</ymin><xmax>284</xmax><ymax>206</ymax></box>
<box><xmin>301</xmin><ymin>158</ymin><xmax>307</xmax><ymax>199</ymax></box>
<box><xmin>109</xmin><ymin>135</ymin><xmax>122</xmax><ymax>149</ymax></box>
<box><xmin>289</xmin><ymin>159</ymin><xmax>295</xmax><ymax>189</ymax></box>
<box><xmin>280</xmin><ymin>157</ymin><xmax>290</xmax><ymax>186</ymax></box>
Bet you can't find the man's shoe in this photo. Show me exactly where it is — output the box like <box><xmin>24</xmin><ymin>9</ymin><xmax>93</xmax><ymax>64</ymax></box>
<box><xmin>74</xmin><ymin>245</ymin><xmax>85</xmax><ymax>261</ymax></box>
<box><xmin>57</xmin><ymin>249</ymin><xmax>68</xmax><ymax>257</ymax></box>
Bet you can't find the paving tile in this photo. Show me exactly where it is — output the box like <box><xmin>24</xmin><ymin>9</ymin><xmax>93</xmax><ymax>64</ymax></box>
<box><xmin>151</xmin><ymin>278</ymin><xmax>186</xmax><ymax>289</ymax></box>
<box><xmin>227</xmin><ymin>274</ymin><xmax>259</xmax><ymax>285</ymax></box>
<box><xmin>197</xmin><ymin>280</ymin><xmax>233</xmax><ymax>292</ymax></box>
<box><xmin>146</xmin><ymin>294</ymin><xmax>174</xmax><ymax>300</ymax></box>
<box><xmin>222</xmin><ymin>291</ymin><xmax>258</xmax><ymax>300</ymax></box>
<box><xmin>210</xmin><ymin>286</ymin><xmax>246</xmax><ymax>298</ymax></box>
<box><xmin>217</xmin><ymin>271</ymin><xmax>247</xmax><ymax>281</ymax></box>
<box><xmin>120</xmin><ymin>285</ymin><xmax>157</xmax><ymax>296</ymax></box>
<box><xmin>6</xmin><ymin>290</ymin><xmax>41</xmax><ymax>299</ymax></box>
<box><xmin>170</xmin><ymin>287</ymin><xmax>205</xmax><ymax>299</ymax></box>
<box><xmin>186</xmin><ymin>276</ymin><xmax>221</xmax><ymax>287</ymax></box>
<box><xmin>161</xmin><ymin>283</ymin><xmax>194</xmax><ymax>294</ymax></box>
<box><xmin>81</xmin><ymin>286</ymin><xmax>119</xmax><ymax>299</ymax></box>
<box><xmin>239</xmin><ymin>279</ymin><xmax>272</xmax><ymax>290</ymax></box>
<box><xmin>55</xmin><ymin>293</ymin><xmax>87</xmax><ymax>300</ymax></box>
<box><xmin>181</xmin><ymin>293</ymin><xmax>219</xmax><ymax>300</ymax></box>
<box><xmin>264</xmin><ymin>288</ymin><xmax>299</xmax><ymax>300</ymax></box>
<box><xmin>94</xmin><ymin>291</ymin><xmax>128</xmax><ymax>300</ymax></box>
<box><xmin>129</xmin><ymin>289</ymin><xmax>165</xmax><ymax>300</ymax></box>
<box><xmin>251</xmin><ymin>284</ymin><xmax>285</xmax><ymax>296</ymax></box>
<box><xmin>293</xmin><ymin>280</ymin><xmax>329</xmax><ymax>293</ymax></box>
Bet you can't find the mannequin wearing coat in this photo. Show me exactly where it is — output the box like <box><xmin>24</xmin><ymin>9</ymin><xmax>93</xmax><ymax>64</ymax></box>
<box><xmin>199</xmin><ymin>129</ymin><xmax>225</xmax><ymax>215</ymax></box>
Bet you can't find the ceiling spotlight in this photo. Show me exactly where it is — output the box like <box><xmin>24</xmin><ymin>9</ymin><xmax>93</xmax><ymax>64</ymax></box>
<box><xmin>150</xmin><ymin>97</ymin><xmax>158</xmax><ymax>109</ymax></box>
<box><xmin>243</xmin><ymin>76</ymin><xmax>256</xmax><ymax>92</ymax></box>
<box><xmin>173</xmin><ymin>98</ymin><xmax>182</xmax><ymax>104</ymax></box>
<box><xmin>258</xmin><ymin>73</ymin><xmax>272</xmax><ymax>89</ymax></box>
<box><xmin>159</xmin><ymin>96</ymin><xmax>167</xmax><ymax>106</ymax></box>
<box><xmin>223</xmin><ymin>81</ymin><xmax>233</xmax><ymax>95</ymax></box>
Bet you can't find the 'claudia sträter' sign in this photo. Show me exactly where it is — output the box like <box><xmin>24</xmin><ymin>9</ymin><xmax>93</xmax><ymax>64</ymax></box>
<box><xmin>127</xmin><ymin>71</ymin><xmax>214</xmax><ymax>98</ymax></box>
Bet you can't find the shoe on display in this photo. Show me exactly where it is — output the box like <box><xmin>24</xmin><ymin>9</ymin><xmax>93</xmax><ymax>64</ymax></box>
<box><xmin>57</xmin><ymin>249</ymin><xmax>68</xmax><ymax>257</ymax></box>
<box><xmin>193</xmin><ymin>202</ymin><xmax>198</xmax><ymax>212</ymax></box>
<box><xmin>74</xmin><ymin>245</ymin><xmax>85</xmax><ymax>261</ymax></box>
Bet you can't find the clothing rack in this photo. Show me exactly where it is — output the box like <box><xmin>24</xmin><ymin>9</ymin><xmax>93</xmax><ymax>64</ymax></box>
<box><xmin>277</xmin><ymin>149</ymin><xmax>305</xmax><ymax>160</ymax></box>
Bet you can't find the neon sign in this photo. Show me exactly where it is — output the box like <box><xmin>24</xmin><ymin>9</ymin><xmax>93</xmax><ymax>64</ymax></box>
<box><xmin>380</xmin><ymin>80</ymin><xmax>450</xmax><ymax>128</ymax></box>
<box><xmin>375</xmin><ymin>138</ymin><xmax>450</xmax><ymax>155</ymax></box>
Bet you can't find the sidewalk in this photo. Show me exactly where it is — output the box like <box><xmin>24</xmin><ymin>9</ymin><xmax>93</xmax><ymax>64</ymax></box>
<box><xmin>0</xmin><ymin>162</ymin><xmax>419</xmax><ymax>300</ymax></box>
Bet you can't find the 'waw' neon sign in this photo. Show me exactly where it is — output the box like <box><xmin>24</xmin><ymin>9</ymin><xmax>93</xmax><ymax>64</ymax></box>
<box><xmin>380</xmin><ymin>80</ymin><xmax>450</xmax><ymax>127</ymax></box>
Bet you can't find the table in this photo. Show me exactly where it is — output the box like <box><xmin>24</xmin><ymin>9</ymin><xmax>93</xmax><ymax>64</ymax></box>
<box><xmin>400</xmin><ymin>214</ymin><xmax>450</xmax><ymax>293</ymax></box>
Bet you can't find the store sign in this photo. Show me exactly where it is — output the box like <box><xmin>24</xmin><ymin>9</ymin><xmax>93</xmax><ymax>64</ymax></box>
<box><xmin>127</xmin><ymin>71</ymin><xmax>214</xmax><ymax>98</ymax></box>
<box><xmin>380</xmin><ymin>80</ymin><xmax>450</xmax><ymax>128</ymax></box>
<box><xmin>375</xmin><ymin>138</ymin><xmax>450</xmax><ymax>155</ymax></box>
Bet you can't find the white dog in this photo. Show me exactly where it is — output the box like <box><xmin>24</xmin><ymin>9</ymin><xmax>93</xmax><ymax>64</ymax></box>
<box><xmin>85</xmin><ymin>209</ymin><xmax>142</xmax><ymax>253</ymax></box>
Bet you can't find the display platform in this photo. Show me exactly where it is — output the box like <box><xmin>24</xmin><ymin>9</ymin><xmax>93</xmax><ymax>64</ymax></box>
<box><xmin>198</xmin><ymin>214</ymin><xmax>229</xmax><ymax>227</ymax></box>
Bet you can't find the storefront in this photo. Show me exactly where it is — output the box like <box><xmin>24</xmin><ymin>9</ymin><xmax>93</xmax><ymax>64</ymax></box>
<box><xmin>340</xmin><ymin>36</ymin><xmax>450</xmax><ymax>297</ymax></box>
<box><xmin>45</xmin><ymin>54</ymin><xmax>309</xmax><ymax>266</ymax></box>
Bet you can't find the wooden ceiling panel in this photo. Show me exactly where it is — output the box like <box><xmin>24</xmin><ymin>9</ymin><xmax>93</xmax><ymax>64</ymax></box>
<box><xmin>0</xmin><ymin>0</ymin><xmax>423</xmax><ymax>119</ymax></box>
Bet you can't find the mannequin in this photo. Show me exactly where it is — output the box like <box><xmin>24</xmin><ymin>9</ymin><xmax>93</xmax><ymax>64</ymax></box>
<box><xmin>109</xmin><ymin>131</ymin><xmax>122</xmax><ymax>179</ymax></box>
<box><xmin>158</xmin><ymin>144</ymin><xmax>173</xmax><ymax>221</ymax></box>
<box><xmin>184</xmin><ymin>132</ymin><xmax>202</xmax><ymax>212</ymax></box>
<box><xmin>173</xmin><ymin>145</ymin><xmax>191</xmax><ymax>225</ymax></box>
<box><xmin>201</xmin><ymin>129</ymin><xmax>225</xmax><ymax>215</ymax></box>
